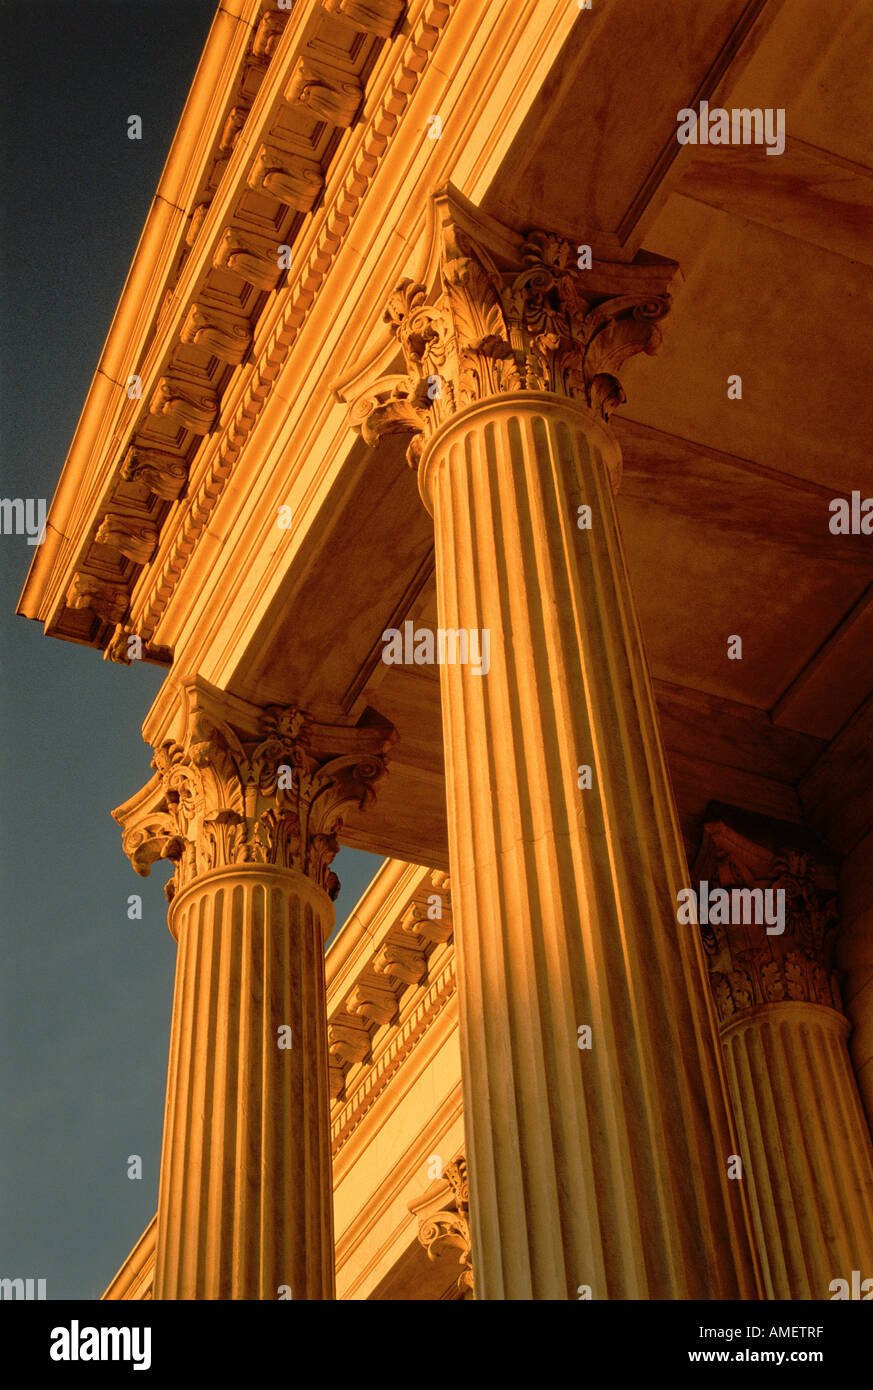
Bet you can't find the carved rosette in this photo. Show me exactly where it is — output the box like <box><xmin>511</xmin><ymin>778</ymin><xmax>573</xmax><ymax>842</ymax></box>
<box><xmin>410</xmin><ymin>1156</ymin><xmax>474</xmax><ymax>1297</ymax></box>
<box><xmin>114</xmin><ymin>686</ymin><xmax>395</xmax><ymax>905</ymax></box>
<box><xmin>692</xmin><ymin>820</ymin><xmax>842</xmax><ymax>1024</ymax></box>
<box><xmin>350</xmin><ymin>194</ymin><xmax>677</xmax><ymax>467</ymax></box>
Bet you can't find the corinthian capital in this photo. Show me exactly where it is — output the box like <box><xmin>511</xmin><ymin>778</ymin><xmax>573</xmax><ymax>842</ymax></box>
<box><xmin>691</xmin><ymin>816</ymin><xmax>842</xmax><ymax>1023</ymax></box>
<box><xmin>349</xmin><ymin>187</ymin><xmax>679</xmax><ymax>465</ymax></box>
<box><xmin>113</xmin><ymin>679</ymin><xmax>395</xmax><ymax>905</ymax></box>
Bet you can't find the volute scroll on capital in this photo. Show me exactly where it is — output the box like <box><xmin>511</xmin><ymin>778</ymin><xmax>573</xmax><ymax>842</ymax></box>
<box><xmin>112</xmin><ymin>683</ymin><xmax>396</xmax><ymax>907</ymax></box>
<box><xmin>347</xmin><ymin>188</ymin><xmax>680</xmax><ymax>469</ymax></box>
<box><xmin>409</xmin><ymin>1155</ymin><xmax>474</xmax><ymax>1297</ymax></box>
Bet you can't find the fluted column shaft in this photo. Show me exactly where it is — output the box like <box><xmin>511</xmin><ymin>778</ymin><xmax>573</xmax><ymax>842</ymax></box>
<box><xmin>155</xmin><ymin>865</ymin><xmax>334</xmax><ymax>1300</ymax></box>
<box><xmin>418</xmin><ymin>393</ymin><xmax>759</xmax><ymax>1299</ymax></box>
<box><xmin>113</xmin><ymin>677</ymin><xmax>394</xmax><ymax>1301</ymax></box>
<box><xmin>721</xmin><ymin>1002</ymin><xmax>873</xmax><ymax>1299</ymax></box>
<box><xmin>693</xmin><ymin>814</ymin><xmax>873</xmax><ymax>1298</ymax></box>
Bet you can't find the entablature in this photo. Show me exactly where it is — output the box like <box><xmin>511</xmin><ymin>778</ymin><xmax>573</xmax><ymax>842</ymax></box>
<box><xmin>19</xmin><ymin>0</ymin><xmax>452</xmax><ymax>659</ymax></box>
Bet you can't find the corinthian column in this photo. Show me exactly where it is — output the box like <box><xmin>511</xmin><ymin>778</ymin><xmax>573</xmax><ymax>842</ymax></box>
<box><xmin>113</xmin><ymin>678</ymin><xmax>394</xmax><ymax>1300</ymax></box>
<box><xmin>352</xmin><ymin>188</ymin><xmax>759</xmax><ymax>1299</ymax></box>
<box><xmin>694</xmin><ymin>815</ymin><xmax>873</xmax><ymax>1299</ymax></box>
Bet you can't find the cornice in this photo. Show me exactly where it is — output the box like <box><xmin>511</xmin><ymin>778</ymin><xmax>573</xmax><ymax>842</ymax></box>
<box><xmin>19</xmin><ymin>0</ymin><xmax>585</xmax><ymax>689</ymax></box>
<box><xmin>131</xmin><ymin>0</ymin><xmax>457</xmax><ymax>653</ymax></box>
<box><xmin>17</xmin><ymin>0</ymin><xmax>263</xmax><ymax>631</ymax></box>
<box><xmin>18</xmin><ymin>0</ymin><xmax>458</xmax><ymax>661</ymax></box>
<box><xmin>148</xmin><ymin>1</ymin><xmax>651</xmax><ymax>689</ymax></box>
<box><xmin>331</xmin><ymin>950</ymin><xmax>457</xmax><ymax>1156</ymax></box>
<box><xmin>326</xmin><ymin>858</ymin><xmax>431</xmax><ymax>989</ymax></box>
<box><xmin>326</xmin><ymin>863</ymin><xmax>454</xmax><ymax>1124</ymax></box>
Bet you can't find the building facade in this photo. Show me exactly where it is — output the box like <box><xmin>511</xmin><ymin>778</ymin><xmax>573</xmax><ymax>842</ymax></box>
<box><xmin>19</xmin><ymin>0</ymin><xmax>873</xmax><ymax>1299</ymax></box>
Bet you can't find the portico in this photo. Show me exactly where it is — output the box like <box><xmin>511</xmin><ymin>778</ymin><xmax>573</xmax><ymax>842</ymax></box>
<box><xmin>18</xmin><ymin>0</ymin><xmax>873</xmax><ymax>1300</ymax></box>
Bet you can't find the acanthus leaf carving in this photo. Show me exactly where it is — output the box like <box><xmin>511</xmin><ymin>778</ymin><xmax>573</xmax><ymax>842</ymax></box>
<box><xmin>285</xmin><ymin>58</ymin><xmax>362</xmax><ymax>128</ymax></box>
<box><xmin>252</xmin><ymin>10</ymin><xmax>289</xmax><ymax>60</ymax></box>
<box><xmin>328</xmin><ymin>1022</ymin><xmax>370</xmax><ymax>1066</ymax></box>
<box><xmin>120</xmin><ymin>445</ymin><xmax>188</xmax><ymax>501</ymax></box>
<box><xmin>409</xmin><ymin>1155</ymin><xmax>474</xmax><ymax>1297</ymax></box>
<box><xmin>373</xmin><ymin>940</ymin><xmax>427</xmax><ymax>985</ymax></box>
<box><xmin>180</xmin><ymin>303</ymin><xmax>253</xmax><ymax>365</ymax></box>
<box><xmin>693</xmin><ymin>820</ymin><xmax>842</xmax><ymax>1022</ymax></box>
<box><xmin>214</xmin><ymin>228</ymin><xmax>283</xmax><ymax>292</ymax></box>
<box><xmin>248</xmin><ymin>145</ymin><xmax>324</xmax><ymax>212</ymax></box>
<box><xmin>399</xmin><ymin>895</ymin><xmax>452</xmax><ymax>943</ymax></box>
<box><xmin>95</xmin><ymin>514</ymin><xmax>159</xmax><ymax>565</ymax></box>
<box><xmin>66</xmin><ymin>572</ymin><xmax>129</xmax><ymax>625</ymax></box>
<box><xmin>218</xmin><ymin>105</ymin><xmax>249</xmax><ymax>155</ymax></box>
<box><xmin>350</xmin><ymin>193</ymin><xmax>677</xmax><ymax>462</ymax></box>
<box><xmin>113</xmin><ymin>683</ymin><xmax>395</xmax><ymax>905</ymax></box>
<box><xmin>185</xmin><ymin>201</ymin><xmax>210</xmax><ymax>248</ymax></box>
<box><xmin>346</xmin><ymin>981</ymin><xmax>397</xmax><ymax>1026</ymax></box>
<box><xmin>150</xmin><ymin>377</ymin><xmax>219</xmax><ymax>434</ymax></box>
<box><xmin>103</xmin><ymin>623</ymin><xmax>137</xmax><ymax>665</ymax></box>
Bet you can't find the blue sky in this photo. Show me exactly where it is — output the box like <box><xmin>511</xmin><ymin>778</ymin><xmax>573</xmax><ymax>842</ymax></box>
<box><xmin>0</xmin><ymin>0</ymin><xmax>383</xmax><ymax>1299</ymax></box>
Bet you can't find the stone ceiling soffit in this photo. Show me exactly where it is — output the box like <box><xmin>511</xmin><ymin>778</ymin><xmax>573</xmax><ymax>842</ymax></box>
<box><xmin>614</xmin><ymin>0</ymin><xmax>793</xmax><ymax>252</ymax></box>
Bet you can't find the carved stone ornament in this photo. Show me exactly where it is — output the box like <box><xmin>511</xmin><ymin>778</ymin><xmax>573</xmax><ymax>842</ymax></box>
<box><xmin>218</xmin><ymin>105</ymin><xmax>249</xmax><ymax>155</ymax></box>
<box><xmin>692</xmin><ymin>819</ymin><xmax>842</xmax><ymax>1023</ymax></box>
<box><xmin>214</xmin><ymin>228</ymin><xmax>283</xmax><ymax>291</ymax></box>
<box><xmin>349</xmin><ymin>188</ymin><xmax>678</xmax><ymax>466</ymax></box>
<box><xmin>409</xmin><ymin>1156</ymin><xmax>474</xmax><ymax>1297</ymax></box>
<box><xmin>248</xmin><ymin>145</ymin><xmax>324</xmax><ymax>211</ymax></box>
<box><xmin>328</xmin><ymin>1021</ymin><xmax>370</xmax><ymax>1066</ymax></box>
<box><xmin>120</xmin><ymin>445</ymin><xmax>188</xmax><ymax>501</ymax></box>
<box><xmin>103</xmin><ymin>623</ymin><xmax>146</xmax><ymax>666</ymax></box>
<box><xmin>180</xmin><ymin>303</ymin><xmax>253</xmax><ymax>365</ymax></box>
<box><xmin>252</xmin><ymin>10</ymin><xmax>289</xmax><ymax>60</ymax></box>
<box><xmin>373</xmin><ymin>940</ymin><xmax>427</xmax><ymax>985</ymax></box>
<box><xmin>346</xmin><ymin>981</ymin><xmax>397</xmax><ymax>1026</ymax></box>
<box><xmin>94</xmin><ymin>514</ymin><xmax>159</xmax><ymax>565</ymax></box>
<box><xmin>149</xmin><ymin>378</ymin><xmax>219</xmax><ymax>434</ymax></box>
<box><xmin>185</xmin><ymin>201</ymin><xmax>210</xmax><ymax>248</ymax></box>
<box><xmin>398</xmin><ymin>870</ymin><xmax>453</xmax><ymax>943</ymax></box>
<box><xmin>113</xmin><ymin>680</ymin><xmax>396</xmax><ymax>906</ymax></box>
<box><xmin>66</xmin><ymin>572</ymin><xmax>128</xmax><ymax>624</ymax></box>
<box><xmin>322</xmin><ymin>0</ymin><xmax>405</xmax><ymax>38</ymax></box>
<box><xmin>285</xmin><ymin>58</ymin><xmax>362</xmax><ymax>127</ymax></box>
